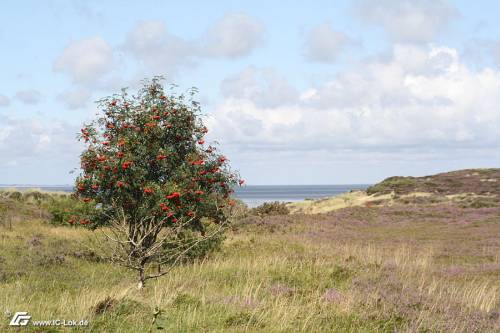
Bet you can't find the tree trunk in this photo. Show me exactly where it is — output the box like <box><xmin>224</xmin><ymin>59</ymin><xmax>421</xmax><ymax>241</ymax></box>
<box><xmin>137</xmin><ymin>266</ymin><xmax>145</xmax><ymax>289</ymax></box>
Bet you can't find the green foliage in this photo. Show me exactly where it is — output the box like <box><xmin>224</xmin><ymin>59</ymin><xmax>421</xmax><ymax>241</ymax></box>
<box><xmin>70</xmin><ymin>78</ymin><xmax>244</xmax><ymax>285</ymax></box>
<box><xmin>250</xmin><ymin>201</ymin><xmax>290</xmax><ymax>216</ymax></box>
<box><xmin>366</xmin><ymin>176</ymin><xmax>418</xmax><ymax>195</ymax></box>
<box><xmin>162</xmin><ymin>220</ymin><xmax>225</xmax><ymax>264</ymax></box>
<box><xmin>8</xmin><ymin>191</ymin><xmax>23</xmax><ymax>201</ymax></box>
<box><xmin>43</xmin><ymin>195</ymin><xmax>97</xmax><ymax>226</ymax></box>
<box><xmin>74</xmin><ymin>77</ymin><xmax>242</xmax><ymax>230</ymax></box>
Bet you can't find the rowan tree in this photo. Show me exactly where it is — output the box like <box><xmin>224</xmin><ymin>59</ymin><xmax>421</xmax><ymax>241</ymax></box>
<box><xmin>73</xmin><ymin>77</ymin><xmax>243</xmax><ymax>288</ymax></box>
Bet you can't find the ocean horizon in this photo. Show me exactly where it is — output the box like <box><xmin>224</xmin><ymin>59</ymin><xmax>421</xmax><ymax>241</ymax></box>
<box><xmin>0</xmin><ymin>184</ymin><xmax>370</xmax><ymax>207</ymax></box>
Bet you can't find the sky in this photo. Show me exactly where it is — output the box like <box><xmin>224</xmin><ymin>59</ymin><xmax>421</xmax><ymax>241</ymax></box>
<box><xmin>1</xmin><ymin>0</ymin><xmax>500</xmax><ymax>185</ymax></box>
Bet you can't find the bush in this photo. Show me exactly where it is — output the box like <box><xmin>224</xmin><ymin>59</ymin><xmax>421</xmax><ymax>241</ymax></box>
<box><xmin>8</xmin><ymin>191</ymin><xmax>23</xmax><ymax>201</ymax></box>
<box><xmin>366</xmin><ymin>177</ymin><xmax>418</xmax><ymax>195</ymax></box>
<box><xmin>162</xmin><ymin>219</ymin><xmax>225</xmax><ymax>264</ymax></box>
<box><xmin>43</xmin><ymin>195</ymin><xmax>96</xmax><ymax>226</ymax></box>
<box><xmin>250</xmin><ymin>201</ymin><xmax>289</xmax><ymax>216</ymax></box>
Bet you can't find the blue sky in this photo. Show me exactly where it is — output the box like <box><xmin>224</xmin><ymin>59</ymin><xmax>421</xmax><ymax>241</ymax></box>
<box><xmin>1</xmin><ymin>0</ymin><xmax>500</xmax><ymax>185</ymax></box>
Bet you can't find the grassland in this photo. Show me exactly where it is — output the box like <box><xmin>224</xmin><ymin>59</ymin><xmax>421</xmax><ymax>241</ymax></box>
<box><xmin>0</xmin><ymin>171</ymin><xmax>499</xmax><ymax>332</ymax></box>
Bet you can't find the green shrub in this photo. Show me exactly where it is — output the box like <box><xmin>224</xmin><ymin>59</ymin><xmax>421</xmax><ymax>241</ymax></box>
<box><xmin>43</xmin><ymin>195</ymin><xmax>96</xmax><ymax>226</ymax></box>
<box><xmin>162</xmin><ymin>219</ymin><xmax>225</xmax><ymax>264</ymax></box>
<box><xmin>8</xmin><ymin>191</ymin><xmax>23</xmax><ymax>201</ymax></box>
<box><xmin>250</xmin><ymin>201</ymin><xmax>289</xmax><ymax>216</ymax></box>
<box><xmin>367</xmin><ymin>177</ymin><xmax>418</xmax><ymax>195</ymax></box>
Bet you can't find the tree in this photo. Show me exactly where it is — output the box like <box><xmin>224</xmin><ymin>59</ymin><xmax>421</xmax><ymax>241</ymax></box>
<box><xmin>74</xmin><ymin>77</ymin><xmax>243</xmax><ymax>288</ymax></box>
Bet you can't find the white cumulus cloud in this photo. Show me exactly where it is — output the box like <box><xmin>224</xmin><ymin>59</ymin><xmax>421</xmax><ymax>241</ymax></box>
<box><xmin>201</xmin><ymin>13</ymin><xmax>264</xmax><ymax>58</ymax></box>
<box><xmin>54</xmin><ymin>36</ymin><xmax>115</xmax><ymax>85</ymax></box>
<box><xmin>304</xmin><ymin>23</ymin><xmax>353</xmax><ymax>63</ymax></box>
<box><xmin>220</xmin><ymin>66</ymin><xmax>298</xmax><ymax>108</ymax></box>
<box><xmin>0</xmin><ymin>116</ymin><xmax>81</xmax><ymax>169</ymax></box>
<box><xmin>355</xmin><ymin>0</ymin><xmax>458</xmax><ymax>43</ymax></box>
<box><xmin>123</xmin><ymin>21</ymin><xmax>195</xmax><ymax>76</ymax></box>
<box><xmin>57</xmin><ymin>89</ymin><xmax>92</xmax><ymax>110</ymax></box>
<box><xmin>209</xmin><ymin>45</ymin><xmax>500</xmax><ymax>154</ymax></box>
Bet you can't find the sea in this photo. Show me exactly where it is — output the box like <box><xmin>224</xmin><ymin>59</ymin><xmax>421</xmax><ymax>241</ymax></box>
<box><xmin>0</xmin><ymin>184</ymin><xmax>370</xmax><ymax>208</ymax></box>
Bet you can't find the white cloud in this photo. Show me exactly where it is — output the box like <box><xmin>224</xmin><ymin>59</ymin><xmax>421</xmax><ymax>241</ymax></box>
<box><xmin>0</xmin><ymin>94</ymin><xmax>10</xmax><ymax>107</ymax></box>
<box><xmin>355</xmin><ymin>0</ymin><xmax>458</xmax><ymax>43</ymax></box>
<box><xmin>209</xmin><ymin>44</ymin><xmax>500</xmax><ymax>154</ymax></box>
<box><xmin>220</xmin><ymin>67</ymin><xmax>298</xmax><ymax>108</ymax></box>
<box><xmin>0</xmin><ymin>115</ymin><xmax>83</xmax><ymax>183</ymax></box>
<box><xmin>54</xmin><ymin>36</ymin><xmax>115</xmax><ymax>85</ymax></box>
<box><xmin>202</xmin><ymin>13</ymin><xmax>264</xmax><ymax>58</ymax></box>
<box><xmin>57</xmin><ymin>89</ymin><xmax>92</xmax><ymax>110</ymax></box>
<box><xmin>304</xmin><ymin>23</ymin><xmax>353</xmax><ymax>63</ymax></box>
<box><xmin>123</xmin><ymin>21</ymin><xmax>195</xmax><ymax>76</ymax></box>
<box><xmin>15</xmin><ymin>89</ymin><xmax>43</xmax><ymax>105</ymax></box>
<box><xmin>0</xmin><ymin>116</ymin><xmax>81</xmax><ymax>167</ymax></box>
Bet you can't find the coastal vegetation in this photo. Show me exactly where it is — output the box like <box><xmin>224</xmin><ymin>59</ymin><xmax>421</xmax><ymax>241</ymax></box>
<box><xmin>0</xmin><ymin>168</ymin><xmax>498</xmax><ymax>332</ymax></box>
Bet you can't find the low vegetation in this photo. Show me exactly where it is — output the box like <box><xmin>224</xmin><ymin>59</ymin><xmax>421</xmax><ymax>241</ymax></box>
<box><xmin>289</xmin><ymin>168</ymin><xmax>500</xmax><ymax>215</ymax></box>
<box><xmin>0</xmin><ymin>169</ymin><xmax>499</xmax><ymax>332</ymax></box>
<box><xmin>366</xmin><ymin>168</ymin><xmax>500</xmax><ymax>196</ymax></box>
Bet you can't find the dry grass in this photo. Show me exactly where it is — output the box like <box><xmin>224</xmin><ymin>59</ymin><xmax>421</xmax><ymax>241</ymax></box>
<box><xmin>0</xmin><ymin>199</ymin><xmax>499</xmax><ymax>332</ymax></box>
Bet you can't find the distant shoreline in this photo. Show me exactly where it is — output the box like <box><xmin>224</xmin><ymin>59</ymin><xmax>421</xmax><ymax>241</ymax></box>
<box><xmin>0</xmin><ymin>184</ymin><xmax>371</xmax><ymax>208</ymax></box>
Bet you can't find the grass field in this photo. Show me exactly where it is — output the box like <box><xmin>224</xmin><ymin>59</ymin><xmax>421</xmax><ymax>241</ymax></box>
<box><xmin>0</xmin><ymin>189</ymin><xmax>498</xmax><ymax>332</ymax></box>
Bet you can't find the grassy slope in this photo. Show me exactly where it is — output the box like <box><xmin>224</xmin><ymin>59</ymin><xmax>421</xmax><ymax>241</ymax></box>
<box><xmin>0</xmin><ymin>170</ymin><xmax>499</xmax><ymax>332</ymax></box>
<box><xmin>366</xmin><ymin>168</ymin><xmax>500</xmax><ymax>196</ymax></box>
<box><xmin>288</xmin><ymin>168</ymin><xmax>500</xmax><ymax>214</ymax></box>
